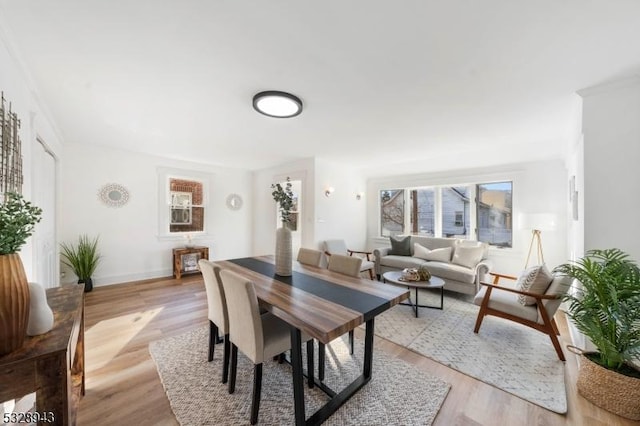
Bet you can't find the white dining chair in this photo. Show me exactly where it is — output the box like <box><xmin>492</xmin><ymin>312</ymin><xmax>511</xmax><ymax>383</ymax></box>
<box><xmin>219</xmin><ymin>269</ymin><xmax>315</xmax><ymax>425</ymax></box>
<box><xmin>296</xmin><ymin>247</ymin><xmax>323</xmax><ymax>267</ymax></box>
<box><xmin>198</xmin><ymin>259</ymin><xmax>230</xmax><ymax>383</ymax></box>
<box><xmin>324</xmin><ymin>239</ymin><xmax>375</xmax><ymax>279</ymax></box>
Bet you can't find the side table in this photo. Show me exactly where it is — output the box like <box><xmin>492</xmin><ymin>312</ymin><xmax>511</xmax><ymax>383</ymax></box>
<box><xmin>0</xmin><ymin>285</ymin><xmax>85</xmax><ymax>425</ymax></box>
<box><xmin>173</xmin><ymin>246</ymin><xmax>209</xmax><ymax>279</ymax></box>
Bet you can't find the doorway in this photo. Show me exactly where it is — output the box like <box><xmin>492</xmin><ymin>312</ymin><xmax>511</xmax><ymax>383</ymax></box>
<box><xmin>32</xmin><ymin>137</ymin><xmax>57</xmax><ymax>288</ymax></box>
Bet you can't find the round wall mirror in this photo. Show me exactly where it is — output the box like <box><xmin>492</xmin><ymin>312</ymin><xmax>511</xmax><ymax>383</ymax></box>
<box><xmin>99</xmin><ymin>183</ymin><xmax>130</xmax><ymax>207</ymax></box>
<box><xmin>226</xmin><ymin>193</ymin><xmax>243</xmax><ymax>211</ymax></box>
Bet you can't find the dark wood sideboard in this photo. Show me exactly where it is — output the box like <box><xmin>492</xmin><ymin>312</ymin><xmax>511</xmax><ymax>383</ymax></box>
<box><xmin>0</xmin><ymin>285</ymin><xmax>85</xmax><ymax>426</ymax></box>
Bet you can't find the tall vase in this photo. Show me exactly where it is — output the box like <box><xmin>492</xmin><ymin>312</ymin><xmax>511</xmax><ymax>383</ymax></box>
<box><xmin>0</xmin><ymin>253</ymin><xmax>31</xmax><ymax>356</ymax></box>
<box><xmin>27</xmin><ymin>282</ymin><xmax>54</xmax><ymax>336</ymax></box>
<box><xmin>275</xmin><ymin>223</ymin><xmax>292</xmax><ymax>276</ymax></box>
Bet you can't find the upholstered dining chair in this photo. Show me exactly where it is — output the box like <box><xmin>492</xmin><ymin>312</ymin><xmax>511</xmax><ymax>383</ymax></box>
<box><xmin>219</xmin><ymin>269</ymin><xmax>315</xmax><ymax>425</ymax></box>
<box><xmin>296</xmin><ymin>247</ymin><xmax>323</xmax><ymax>267</ymax></box>
<box><xmin>326</xmin><ymin>254</ymin><xmax>363</xmax><ymax>357</ymax></box>
<box><xmin>473</xmin><ymin>270</ymin><xmax>572</xmax><ymax>361</ymax></box>
<box><xmin>198</xmin><ymin>259</ymin><xmax>231</xmax><ymax>383</ymax></box>
<box><xmin>323</xmin><ymin>239</ymin><xmax>375</xmax><ymax>279</ymax></box>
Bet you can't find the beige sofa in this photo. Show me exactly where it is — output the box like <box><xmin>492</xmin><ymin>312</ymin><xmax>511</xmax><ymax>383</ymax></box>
<box><xmin>373</xmin><ymin>236</ymin><xmax>492</xmax><ymax>295</ymax></box>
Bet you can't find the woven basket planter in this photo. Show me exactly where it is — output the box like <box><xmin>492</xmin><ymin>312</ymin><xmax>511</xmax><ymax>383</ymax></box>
<box><xmin>570</xmin><ymin>346</ymin><xmax>640</xmax><ymax>420</ymax></box>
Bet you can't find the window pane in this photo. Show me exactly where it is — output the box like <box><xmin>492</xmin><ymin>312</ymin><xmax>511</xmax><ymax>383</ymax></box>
<box><xmin>170</xmin><ymin>178</ymin><xmax>205</xmax><ymax>233</ymax></box>
<box><xmin>410</xmin><ymin>189</ymin><xmax>435</xmax><ymax>236</ymax></box>
<box><xmin>380</xmin><ymin>190</ymin><xmax>404</xmax><ymax>237</ymax></box>
<box><xmin>442</xmin><ymin>186</ymin><xmax>470</xmax><ymax>238</ymax></box>
<box><xmin>476</xmin><ymin>182</ymin><xmax>512</xmax><ymax>247</ymax></box>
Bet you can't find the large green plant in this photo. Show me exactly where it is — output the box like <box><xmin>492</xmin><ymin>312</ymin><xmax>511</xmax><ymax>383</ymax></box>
<box><xmin>554</xmin><ymin>248</ymin><xmax>640</xmax><ymax>373</ymax></box>
<box><xmin>0</xmin><ymin>192</ymin><xmax>43</xmax><ymax>255</ymax></box>
<box><xmin>271</xmin><ymin>177</ymin><xmax>294</xmax><ymax>224</ymax></box>
<box><xmin>60</xmin><ymin>235</ymin><xmax>101</xmax><ymax>280</ymax></box>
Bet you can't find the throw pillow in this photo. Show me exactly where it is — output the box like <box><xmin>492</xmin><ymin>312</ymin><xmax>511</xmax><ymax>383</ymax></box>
<box><xmin>452</xmin><ymin>245</ymin><xmax>485</xmax><ymax>269</ymax></box>
<box><xmin>516</xmin><ymin>264</ymin><xmax>554</xmax><ymax>306</ymax></box>
<box><xmin>413</xmin><ymin>243</ymin><xmax>431</xmax><ymax>259</ymax></box>
<box><xmin>389</xmin><ymin>236</ymin><xmax>411</xmax><ymax>256</ymax></box>
<box><xmin>413</xmin><ymin>243</ymin><xmax>452</xmax><ymax>263</ymax></box>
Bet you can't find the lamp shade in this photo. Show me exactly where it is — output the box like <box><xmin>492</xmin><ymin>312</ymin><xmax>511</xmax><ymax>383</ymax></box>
<box><xmin>518</xmin><ymin>213</ymin><xmax>558</xmax><ymax>232</ymax></box>
<box><xmin>253</xmin><ymin>91</ymin><xmax>303</xmax><ymax>118</ymax></box>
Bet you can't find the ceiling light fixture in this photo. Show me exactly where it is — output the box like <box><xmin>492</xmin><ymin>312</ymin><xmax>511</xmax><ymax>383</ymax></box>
<box><xmin>253</xmin><ymin>91</ymin><xmax>303</xmax><ymax>118</ymax></box>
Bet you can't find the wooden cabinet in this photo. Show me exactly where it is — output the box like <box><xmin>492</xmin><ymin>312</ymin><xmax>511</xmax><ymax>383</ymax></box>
<box><xmin>0</xmin><ymin>285</ymin><xmax>84</xmax><ymax>426</ymax></box>
<box><xmin>173</xmin><ymin>246</ymin><xmax>209</xmax><ymax>279</ymax></box>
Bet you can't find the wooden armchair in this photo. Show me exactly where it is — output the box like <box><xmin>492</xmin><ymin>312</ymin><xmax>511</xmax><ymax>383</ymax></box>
<box><xmin>473</xmin><ymin>271</ymin><xmax>572</xmax><ymax>361</ymax></box>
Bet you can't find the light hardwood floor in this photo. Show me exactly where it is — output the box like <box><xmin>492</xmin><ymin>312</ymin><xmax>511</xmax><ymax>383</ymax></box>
<box><xmin>77</xmin><ymin>276</ymin><xmax>636</xmax><ymax>426</ymax></box>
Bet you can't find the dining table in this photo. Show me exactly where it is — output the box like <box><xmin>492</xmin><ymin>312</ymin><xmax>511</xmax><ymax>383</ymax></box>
<box><xmin>213</xmin><ymin>255</ymin><xmax>409</xmax><ymax>426</ymax></box>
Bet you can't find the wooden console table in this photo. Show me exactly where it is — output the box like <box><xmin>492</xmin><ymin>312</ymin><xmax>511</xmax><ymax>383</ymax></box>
<box><xmin>0</xmin><ymin>285</ymin><xmax>85</xmax><ymax>426</ymax></box>
<box><xmin>173</xmin><ymin>246</ymin><xmax>209</xmax><ymax>279</ymax></box>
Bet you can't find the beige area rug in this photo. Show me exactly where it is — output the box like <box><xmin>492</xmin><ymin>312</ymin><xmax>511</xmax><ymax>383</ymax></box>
<box><xmin>149</xmin><ymin>326</ymin><xmax>450</xmax><ymax>425</ymax></box>
<box><xmin>370</xmin><ymin>290</ymin><xmax>567</xmax><ymax>413</ymax></box>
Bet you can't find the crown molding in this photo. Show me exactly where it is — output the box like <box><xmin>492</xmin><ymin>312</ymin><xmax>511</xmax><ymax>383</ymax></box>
<box><xmin>577</xmin><ymin>73</ymin><xmax>640</xmax><ymax>98</ymax></box>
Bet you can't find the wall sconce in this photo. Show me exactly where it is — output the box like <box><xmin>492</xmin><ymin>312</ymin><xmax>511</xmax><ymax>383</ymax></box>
<box><xmin>356</xmin><ymin>192</ymin><xmax>364</xmax><ymax>201</ymax></box>
<box><xmin>324</xmin><ymin>187</ymin><xmax>335</xmax><ymax>197</ymax></box>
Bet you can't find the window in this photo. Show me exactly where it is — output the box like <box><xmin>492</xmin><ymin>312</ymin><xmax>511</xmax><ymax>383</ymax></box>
<box><xmin>380</xmin><ymin>189</ymin><xmax>404</xmax><ymax>237</ymax></box>
<box><xmin>169</xmin><ymin>178</ymin><xmax>204</xmax><ymax>233</ymax></box>
<box><xmin>379</xmin><ymin>181</ymin><xmax>512</xmax><ymax>247</ymax></box>
<box><xmin>409</xmin><ymin>189</ymin><xmax>434</xmax><ymax>236</ymax></box>
<box><xmin>476</xmin><ymin>181</ymin><xmax>512</xmax><ymax>247</ymax></box>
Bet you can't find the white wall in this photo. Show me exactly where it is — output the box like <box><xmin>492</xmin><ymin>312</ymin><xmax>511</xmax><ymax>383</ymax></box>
<box><xmin>59</xmin><ymin>143</ymin><xmax>252</xmax><ymax>286</ymax></box>
<box><xmin>314</xmin><ymin>159</ymin><xmax>368</xmax><ymax>251</ymax></box>
<box><xmin>252</xmin><ymin>158</ymin><xmax>316</xmax><ymax>255</ymax></box>
<box><xmin>251</xmin><ymin>158</ymin><xmax>368</xmax><ymax>256</ymax></box>
<box><xmin>366</xmin><ymin>160</ymin><xmax>569</xmax><ymax>275</ymax></box>
<box><xmin>579</xmin><ymin>75</ymin><xmax>640</xmax><ymax>260</ymax></box>
<box><xmin>0</xmin><ymin>23</ymin><xmax>64</xmax><ymax>281</ymax></box>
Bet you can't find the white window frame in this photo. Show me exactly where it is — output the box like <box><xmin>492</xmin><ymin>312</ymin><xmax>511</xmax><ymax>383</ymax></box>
<box><xmin>157</xmin><ymin>167</ymin><xmax>212</xmax><ymax>240</ymax></box>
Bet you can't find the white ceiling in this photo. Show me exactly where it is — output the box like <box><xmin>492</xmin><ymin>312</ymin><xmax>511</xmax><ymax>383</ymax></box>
<box><xmin>1</xmin><ymin>1</ymin><xmax>640</xmax><ymax>175</ymax></box>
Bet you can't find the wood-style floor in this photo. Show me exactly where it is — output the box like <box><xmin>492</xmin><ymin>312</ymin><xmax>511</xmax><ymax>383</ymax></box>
<box><xmin>77</xmin><ymin>276</ymin><xmax>636</xmax><ymax>426</ymax></box>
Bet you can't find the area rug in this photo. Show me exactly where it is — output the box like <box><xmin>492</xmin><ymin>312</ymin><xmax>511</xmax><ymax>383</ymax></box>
<box><xmin>149</xmin><ymin>326</ymin><xmax>450</xmax><ymax>425</ymax></box>
<box><xmin>370</xmin><ymin>290</ymin><xmax>567</xmax><ymax>413</ymax></box>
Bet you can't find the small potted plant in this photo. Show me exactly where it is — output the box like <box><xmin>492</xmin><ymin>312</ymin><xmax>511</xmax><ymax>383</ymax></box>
<box><xmin>60</xmin><ymin>234</ymin><xmax>101</xmax><ymax>292</ymax></box>
<box><xmin>0</xmin><ymin>192</ymin><xmax>42</xmax><ymax>354</ymax></box>
<box><xmin>554</xmin><ymin>248</ymin><xmax>640</xmax><ymax>420</ymax></box>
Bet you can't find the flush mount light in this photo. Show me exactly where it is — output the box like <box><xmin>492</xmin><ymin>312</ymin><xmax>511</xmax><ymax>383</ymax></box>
<box><xmin>253</xmin><ymin>91</ymin><xmax>303</xmax><ymax>118</ymax></box>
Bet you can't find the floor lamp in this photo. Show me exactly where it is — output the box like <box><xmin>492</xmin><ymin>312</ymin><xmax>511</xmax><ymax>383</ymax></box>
<box><xmin>524</xmin><ymin>229</ymin><xmax>544</xmax><ymax>268</ymax></box>
<box><xmin>521</xmin><ymin>213</ymin><xmax>557</xmax><ymax>269</ymax></box>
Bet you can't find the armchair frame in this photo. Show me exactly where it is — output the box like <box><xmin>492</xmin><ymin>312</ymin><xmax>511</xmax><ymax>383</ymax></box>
<box><xmin>474</xmin><ymin>272</ymin><xmax>565</xmax><ymax>361</ymax></box>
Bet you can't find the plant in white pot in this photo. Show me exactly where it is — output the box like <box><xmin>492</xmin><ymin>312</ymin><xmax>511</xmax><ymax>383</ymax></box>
<box><xmin>0</xmin><ymin>192</ymin><xmax>42</xmax><ymax>355</ymax></box>
<box><xmin>60</xmin><ymin>234</ymin><xmax>101</xmax><ymax>292</ymax></box>
<box><xmin>554</xmin><ymin>248</ymin><xmax>640</xmax><ymax>420</ymax></box>
<box><xmin>271</xmin><ymin>177</ymin><xmax>294</xmax><ymax>276</ymax></box>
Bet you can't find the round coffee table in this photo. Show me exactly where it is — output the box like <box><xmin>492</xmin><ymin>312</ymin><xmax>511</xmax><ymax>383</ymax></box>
<box><xmin>382</xmin><ymin>271</ymin><xmax>445</xmax><ymax>318</ymax></box>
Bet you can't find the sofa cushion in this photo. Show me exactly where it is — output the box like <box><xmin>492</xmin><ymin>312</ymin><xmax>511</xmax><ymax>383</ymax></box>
<box><xmin>413</xmin><ymin>244</ymin><xmax>452</xmax><ymax>263</ymax></box>
<box><xmin>389</xmin><ymin>236</ymin><xmax>411</xmax><ymax>256</ymax></box>
<box><xmin>379</xmin><ymin>255</ymin><xmax>425</xmax><ymax>270</ymax></box>
<box><xmin>515</xmin><ymin>264</ymin><xmax>554</xmax><ymax>305</ymax></box>
<box><xmin>473</xmin><ymin>285</ymin><xmax>538</xmax><ymax>322</ymax></box>
<box><xmin>456</xmin><ymin>240</ymin><xmax>489</xmax><ymax>260</ymax></box>
<box><xmin>422</xmin><ymin>261</ymin><xmax>476</xmax><ymax>284</ymax></box>
<box><xmin>452</xmin><ymin>245</ymin><xmax>484</xmax><ymax>269</ymax></box>
<box><xmin>410</xmin><ymin>236</ymin><xmax>458</xmax><ymax>254</ymax></box>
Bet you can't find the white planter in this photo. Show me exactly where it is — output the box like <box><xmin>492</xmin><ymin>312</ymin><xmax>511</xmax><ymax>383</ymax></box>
<box><xmin>27</xmin><ymin>282</ymin><xmax>54</xmax><ymax>336</ymax></box>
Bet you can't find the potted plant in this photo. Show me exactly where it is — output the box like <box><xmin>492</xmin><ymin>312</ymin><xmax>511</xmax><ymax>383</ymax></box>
<box><xmin>271</xmin><ymin>177</ymin><xmax>294</xmax><ymax>276</ymax></box>
<box><xmin>0</xmin><ymin>192</ymin><xmax>42</xmax><ymax>355</ymax></box>
<box><xmin>554</xmin><ymin>248</ymin><xmax>640</xmax><ymax>420</ymax></box>
<box><xmin>60</xmin><ymin>234</ymin><xmax>101</xmax><ymax>292</ymax></box>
